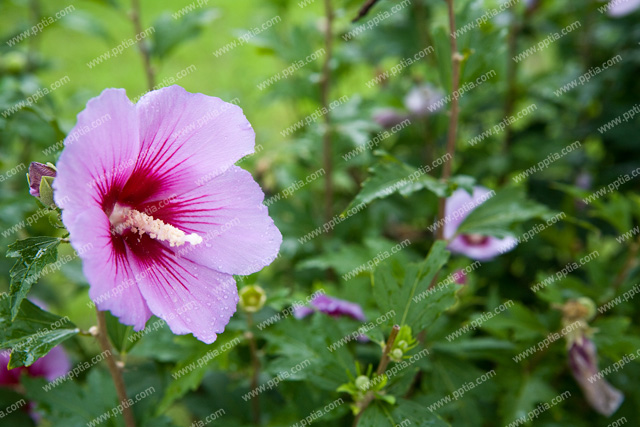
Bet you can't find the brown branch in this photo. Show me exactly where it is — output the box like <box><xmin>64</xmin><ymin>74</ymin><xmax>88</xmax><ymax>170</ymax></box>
<box><xmin>351</xmin><ymin>0</ymin><xmax>381</xmax><ymax>23</ymax></box>
<box><xmin>352</xmin><ymin>325</ymin><xmax>400</xmax><ymax>427</ymax></box>
<box><xmin>246</xmin><ymin>313</ymin><xmax>261</xmax><ymax>425</ymax></box>
<box><xmin>131</xmin><ymin>0</ymin><xmax>155</xmax><ymax>91</ymax></box>
<box><xmin>436</xmin><ymin>0</ymin><xmax>461</xmax><ymax>241</ymax></box>
<box><xmin>95</xmin><ymin>310</ymin><xmax>136</xmax><ymax>427</ymax></box>
<box><xmin>322</xmin><ymin>0</ymin><xmax>334</xmax><ymax>225</ymax></box>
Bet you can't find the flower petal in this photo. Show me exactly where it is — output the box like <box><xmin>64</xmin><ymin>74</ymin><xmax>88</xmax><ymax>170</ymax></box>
<box><xmin>53</xmin><ymin>88</ymin><xmax>140</xmax><ymax>223</ymax></box>
<box><xmin>131</xmin><ymin>85</ymin><xmax>254</xmax><ymax>204</ymax></box>
<box><xmin>68</xmin><ymin>206</ymin><xmax>152</xmax><ymax>330</ymax></box>
<box><xmin>28</xmin><ymin>346</ymin><xmax>70</xmax><ymax>382</ymax></box>
<box><xmin>447</xmin><ymin>235</ymin><xmax>517</xmax><ymax>261</ymax></box>
<box><xmin>126</xmin><ymin>240</ymin><xmax>238</xmax><ymax>344</ymax></box>
<box><xmin>146</xmin><ymin>166</ymin><xmax>281</xmax><ymax>276</ymax></box>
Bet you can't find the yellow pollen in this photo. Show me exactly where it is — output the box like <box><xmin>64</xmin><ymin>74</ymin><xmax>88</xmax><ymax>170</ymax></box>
<box><xmin>109</xmin><ymin>205</ymin><xmax>202</xmax><ymax>247</ymax></box>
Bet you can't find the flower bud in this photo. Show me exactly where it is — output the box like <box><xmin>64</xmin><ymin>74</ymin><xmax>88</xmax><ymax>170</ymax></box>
<box><xmin>576</xmin><ymin>297</ymin><xmax>597</xmax><ymax>321</ymax></box>
<box><xmin>238</xmin><ymin>285</ymin><xmax>267</xmax><ymax>313</ymax></box>
<box><xmin>27</xmin><ymin>162</ymin><xmax>57</xmax><ymax>207</ymax></box>
<box><xmin>355</xmin><ymin>375</ymin><xmax>370</xmax><ymax>391</ymax></box>
<box><xmin>390</xmin><ymin>348</ymin><xmax>403</xmax><ymax>361</ymax></box>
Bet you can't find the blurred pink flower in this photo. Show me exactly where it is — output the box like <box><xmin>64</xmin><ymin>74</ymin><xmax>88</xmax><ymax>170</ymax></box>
<box><xmin>372</xmin><ymin>108</ymin><xmax>409</xmax><ymax>129</ymax></box>
<box><xmin>443</xmin><ymin>187</ymin><xmax>517</xmax><ymax>260</ymax></box>
<box><xmin>294</xmin><ymin>294</ymin><xmax>366</xmax><ymax>321</ymax></box>
<box><xmin>404</xmin><ymin>84</ymin><xmax>444</xmax><ymax>117</ymax></box>
<box><xmin>53</xmin><ymin>86</ymin><xmax>282</xmax><ymax>344</ymax></box>
<box><xmin>607</xmin><ymin>0</ymin><xmax>640</xmax><ymax>17</ymax></box>
<box><xmin>0</xmin><ymin>346</ymin><xmax>70</xmax><ymax>386</ymax></box>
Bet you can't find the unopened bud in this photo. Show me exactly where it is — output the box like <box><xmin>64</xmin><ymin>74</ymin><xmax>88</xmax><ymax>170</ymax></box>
<box><xmin>355</xmin><ymin>375</ymin><xmax>370</xmax><ymax>391</ymax></box>
<box><xmin>239</xmin><ymin>285</ymin><xmax>267</xmax><ymax>313</ymax></box>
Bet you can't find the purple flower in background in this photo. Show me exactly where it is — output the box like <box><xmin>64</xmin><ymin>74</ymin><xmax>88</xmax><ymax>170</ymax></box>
<box><xmin>443</xmin><ymin>187</ymin><xmax>517</xmax><ymax>261</ymax></box>
<box><xmin>404</xmin><ymin>84</ymin><xmax>444</xmax><ymax>117</ymax></box>
<box><xmin>568</xmin><ymin>338</ymin><xmax>624</xmax><ymax>416</ymax></box>
<box><xmin>53</xmin><ymin>86</ymin><xmax>282</xmax><ymax>344</ymax></box>
<box><xmin>294</xmin><ymin>294</ymin><xmax>366</xmax><ymax>321</ymax></box>
<box><xmin>607</xmin><ymin>0</ymin><xmax>640</xmax><ymax>17</ymax></box>
<box><xmin>0</xmin><ymin>346</ymin><xmax>70</xmax><ymax>386</ymax></box>
<box><xmin>372</xmin><ymin>108</ymin><xmax>409</xmax><ymax>129</ymax></box>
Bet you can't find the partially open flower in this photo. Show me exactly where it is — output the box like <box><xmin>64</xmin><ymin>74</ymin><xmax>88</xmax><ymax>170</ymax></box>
<box><xmin>27</xmin><ymin>162</ymin><xmax>57</xmax><ymax>206</ymax></box>
<box><xmin>444</xmin><ymin>187</ymin><xmax>517</xmax><ymax>260</ymax></box>
<box><xmin>568</xmin><ymin>338</ymin><xmax>624</xmax><ymax>416</ymax></box>
<box><xmin>294</xmin><ymin>294</ymin><xmax>366</xmax><ymax>321</ymax></box>
<box><xmin>54</xmin><ymin>86</ymin><xmax>282</xmax><ymax>344</ymax></box>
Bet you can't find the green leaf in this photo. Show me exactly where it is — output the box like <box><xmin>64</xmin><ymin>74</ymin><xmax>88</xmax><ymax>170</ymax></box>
<box><xmin>22</xmin><ymin>368</ymin><xmax>118</xmax><ymax>427</ymax></box>
<box><xmin>0</xmin><ymin>299</ymin><xmax>78</xmax><ymax>368</ymax></box>
<box><xmin>105</xmin><ymin>310</ymin><xmax>136</xmax><ymax>354</ymax></box>
<box><xmin>158</xmin><ymin>332</ymin><xmax>242</xmax><ymax>414</ymax></box>
<box><xmin>432</xmin><ymin>26</ymin><xmax>452</xmax><ymax>93</ymax></box>
<box><xmin>360</xmin><ymin>399</ymin><xmax>450</xmax><ymax>427</ymax></box>
<box><xmin>6</xmin><ymin>236</ymin><xmax>61</xmax><ymax>320</ymax></box>
<box><xmin>456</xmin><ymin>187</ymin><xmax>555</xmax><ymax>238</ymax></box>
<box><xmin>151</xmin><ymin>10</ymin><xmax>219</xmax><ymax>59</ymax></box>
<box><xmin>344</xmin><ymin>157</ymin><xmax>448</xmax><ymax>213</ymax></box>
<box><xmin>373</xmin><ymin>241</ymin><xmax>459</xmax><ymax>331</ymax></box>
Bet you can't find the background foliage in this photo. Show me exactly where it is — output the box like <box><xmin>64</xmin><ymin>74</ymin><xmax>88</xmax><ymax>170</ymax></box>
<box><xmin>0</xmin><ymin>0</ymin><xmax>639</xmax><ymax>426</ymax></box>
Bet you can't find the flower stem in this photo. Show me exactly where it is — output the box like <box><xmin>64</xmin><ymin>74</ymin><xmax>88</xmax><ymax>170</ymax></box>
<box><xmin>95</xmin><ymin>309</ymin><xmax>136</xmax><ymax>427</ymax></box>
<box><xmin>321</xmin><ymin>0</ymin><xmax>334</xmax><ymax>226</ymax></box>
<box><xmin>437</xmin><ymin>0</ymin><xmax>461</xmax><ymax>241</ymax></box>
<box><xmin>131</xmin><ymin>0</ymin><xmax>155</xmax><ymax>91</ymax></box>
<box><xmin>352</xmin><ymin>325</ymin><xmax>400</xmax><ymax>427</ymax></box>
<box><xmin>246</xmin><ymin>313</ymin><xmax>261</xmax><ymax>425</ymax></box>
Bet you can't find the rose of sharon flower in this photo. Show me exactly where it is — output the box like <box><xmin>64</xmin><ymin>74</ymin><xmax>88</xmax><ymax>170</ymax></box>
<box><xmin>569</xmin><ymin>338</ymin><xmax>624</xmax><ymax>416</ymax></box>
<box><xmin>54</xmin><ymin>86</ymin><xmax>282</xmax><ymax>344</ymax></box>
<box><xmin>294</xmin><ymin>294</ymin><xmax>366</xmax><ymax>321</ymax></box>
<box><xmin>443</xmin><ymin>187</ymin><xmax>517</xmax><ymax>261</ymax></box>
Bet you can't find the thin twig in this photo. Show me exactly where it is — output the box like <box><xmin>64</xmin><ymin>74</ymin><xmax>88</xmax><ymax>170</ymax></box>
<box><xmin>246</xmin><ymin>313</ymin><xmax>261</xmax><ymax>425</ymax></box>
<box><xmin>321</xmin><ymin>0</ymin><xmax>334</xmax><ymax>226</ymax></box>
<box><xmin>95</xmin><ymin>310</ymin><xmax>136</xmax><ymax>427</ymax></box>
<box><xmin>436</xmin><ymin>0</ymin><xmax>461</xmax><ymax>241</ymax></box>
<box><xmin>131</xmin><ymin>0</ymin><xmax>155</xmax><ymax>91</ymax></box>
<box><xmin>351</xmin><ymin>0</ymin><xmax>381</xmax><ymax>22</ymax></box>
<box><xmin>352</xmin><ymin>325</ymin><xmax>400</xmax><ymax>427</ymax></box>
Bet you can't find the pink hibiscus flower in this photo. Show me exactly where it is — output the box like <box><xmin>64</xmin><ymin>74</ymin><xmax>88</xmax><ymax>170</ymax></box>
<box><xmin>443</xmin><ymin>186</ymin><xmax>517</xmax><ymax>261</ymax></box>
<box><xmin>53</xmin><ymin>86</ymin><xmax>282</xmax><ymax>344</ymax></box>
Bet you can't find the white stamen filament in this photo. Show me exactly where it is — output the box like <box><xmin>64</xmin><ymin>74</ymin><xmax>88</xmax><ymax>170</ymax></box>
<box><xmin>109</xmin><ymin>205</ymin><xmax>202</xmax><ymax>247</ymax></box>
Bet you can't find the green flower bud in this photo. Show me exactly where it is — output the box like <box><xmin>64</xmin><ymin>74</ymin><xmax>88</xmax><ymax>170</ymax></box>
<box><xmin>238</xmin><ymin>285</ymin><xmax>267</xmax><ymax>313</ymax></box>
<box><xmin>577</xmin><ymin>297</ymin><xmax>597</xmax><ymax>321</ymax></box>
<box><xmin>355</xmin><ymin>375</ymin><xmax>370</xmax><ymax>391</ymax></box>
<box><xmin>397</xmin><ymin>340</ymin><xmax>408</xmax><ymax>351</ymax></box>
<box><xmin>391</xmin><ymin>348</ymin><xmax>403</xmax><ymax>361</ymax></box>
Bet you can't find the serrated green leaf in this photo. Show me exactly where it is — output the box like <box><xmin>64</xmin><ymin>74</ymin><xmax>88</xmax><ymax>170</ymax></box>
<box><xmin>373</xmin><ymin>241</ymin><xmax>459</xmax><ymax>331</ymax></box>
<box><xmin>456</xmin><ymin>187</ymin><xmax>555</xmax><ymax>238</ymax></box>
<box><xmin>6</xmin><ymin>236</ymin><xmax>61</xmax><ymax>320</ymax></box>
<box><xmin>158</xmin><ymin>332</ymin><xmax>242</xmax><ymax>414</ymax></box>
<box><xmin>344</xmin><ymin>158</ymin><xmax>447</xmax><ymax>213</ymax></box>
<box><xmin>360</xmin><ymin>399</ymin><xmax>450</xmax><ymax>427</ymax></box>
<box><xmin>0</xmin><ymin>299</ymin><xmax>78</xmax><ymax>368</ymax></box>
